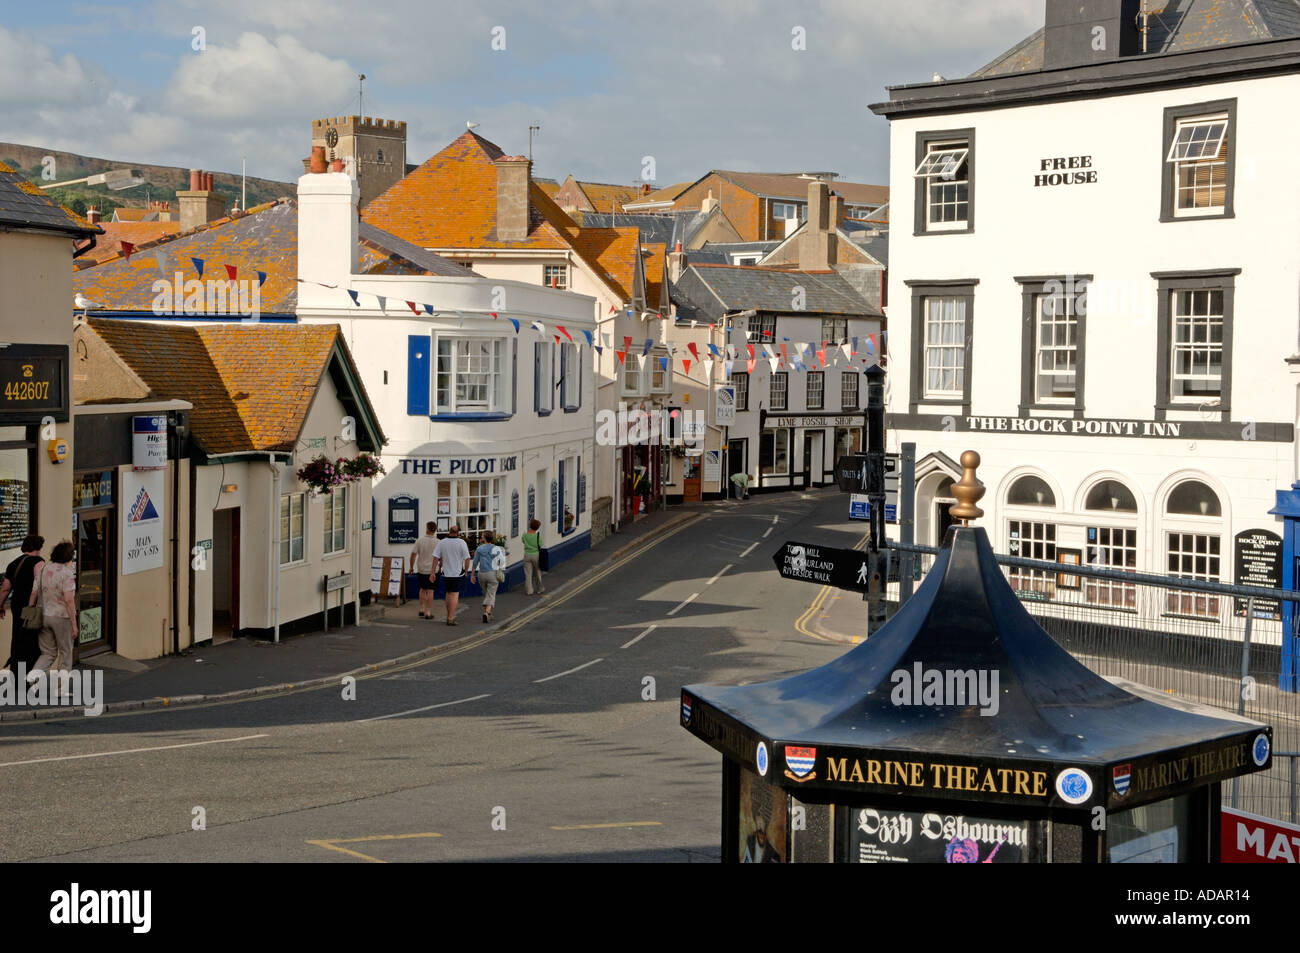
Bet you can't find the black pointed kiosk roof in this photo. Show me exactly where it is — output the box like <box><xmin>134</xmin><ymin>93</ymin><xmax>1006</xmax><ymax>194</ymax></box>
<box><xmin>682</xmin><ymin>525</ymin><xmax>1272</xmax><ymax>813</ymax></box>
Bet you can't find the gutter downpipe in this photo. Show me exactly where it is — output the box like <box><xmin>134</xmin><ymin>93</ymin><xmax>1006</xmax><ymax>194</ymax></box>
<box><xmin>271</xmin><ymin>458</ymin><xmax>281</xmax><ymax>643</ymax></box>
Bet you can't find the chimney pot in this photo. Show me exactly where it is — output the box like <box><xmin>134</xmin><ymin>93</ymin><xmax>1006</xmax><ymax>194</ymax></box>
<box><xmin>310</xmin><ymin>146</ymin><xmax>328</xmax><ymax>174</ymax></box>
<box><xmin>189</xmin><ymin>169</ymin><xmax>202</xmax><ymax>191</ymax></box>
<box><xmin>86</xmin><ymin>206</ymin><xmax>100</xmax><ymax>224</ymax></box>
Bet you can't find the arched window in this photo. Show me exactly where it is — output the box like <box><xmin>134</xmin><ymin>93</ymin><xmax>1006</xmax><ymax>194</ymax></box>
<box><xmin>1007</xmin><ymin>475</ymin><xmax>1055</xmax><ymax>506</ymax></box>
<box><xmin>1084</xmin><ymin>479</ymin><xmax>1137</xmax><ymax>512</ymax></box>
<box><xmin>1166</xmin><ymin>480</ymin><xmax>1221</xmax><ymax>517</ymax></box>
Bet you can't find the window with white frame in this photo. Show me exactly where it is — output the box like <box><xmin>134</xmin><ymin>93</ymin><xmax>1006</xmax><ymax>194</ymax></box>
<box><xmin>807</xmin><ymin>370</ymin><xmax>824</xmax><ymax>410</ymax></box>
<box><xmin>846</xmin><ymin>204</ymin><xmax>878</xmax><ymax>220</ymax></box>
<box><xmin>922</xmin><ymin>297</ymin><xmax>966</xmax><ymax>399</ymax></box>
<box><xmin>1085</xmin><ymin>526</ymin><xmax>1137</xmax><ymax>609</ymax></box>
<box><xmin>436</xmin><ymin>478</ymin><xmax>502</xmax><ymax>537</ymax></box>
<box><xmin>435</xmin><ymin>336</ymin><xmax>509</xmax><ymax>413</ymax></box>
<box><xmin>279</xmin><ymin>493</ymin><xmax>305</xmax><ymax>565</ymax></box>
<box><xmin>770</xmin><ymin>372</ymin><xmax>788</xmax><ymax>411</ymax></box>
<box><xmin>746</xmin><ymin>314</ymin><xmax>776</xmax><ymax>342</ymax></box>
<box><xmin>760</xmin><ymin>429</ymin><xmax>790</xmax><ymax>476</ymax></box>
<box><xmin>1165</xmin><ymin>533</ymin><xmax>1221</xmax><ymax>619</ymax></box>
<box><xmin>1169</xmin><ymin>289</ymin><xmax>1224</xmax><ymax>400</ymax></box>
<box><xmin>1035</xmin><ymin>291</ymin><xmax>1079</xmax><ymax>402</ymax></box>
<box><xmin>1167</xmin><ymin>114</ymin><xmax>1229</xmax><ymax>216</ymax></box>
<box><xmin>560</xmin><ymin>341</ymin><xmax>580</xmax><ymax>410</ymax></box>
<box><xmin>730</xmin><ymin>371</ymin><xmax>749</xmax><ymax>411</ymax></box>
<box><xmin>323</xmin><ymin>487</ymin><xmax>347</xmax><ymax>555</ymax></box>
<box><xmin>840</xmin><ymin>372</ymin><xmax>859</xmax><ymax>410</ymax></box>
<box><xmin>535</xmin><ymin>340</ymin><xmax>555</xmax><ymax>413</ymax></box>
<box><xmin>771</xmin><ymin>201</ymin><xmax>805</xmax><ymax>221</ymax></box>
<box><xmin>622</xmin><ymin>352</ymin><xmax>643</xmax><ymax>395</ymax></box>
<box><xmin>914</xmin><ymin>140</ymin><xmax>970</xmax><ymax>231</ymax></box>
<box><xmin>822</xmin><ymin>317</ymin><xmax>848</xmax><ymax>344</ymax></box>
<box><xmin>1007</xmin><ymin>519</ymin><xmax>1056</xmax><ymax>598</ymax></box>
<box><xmin>650</xmin><ymin>352</ymin><xmax>671</xmax><ymax>392</ymax></box>
<box><xmin>543</xmin><ymin>264</ymin><xmax>568</xmax><ymax>289</ymax></box>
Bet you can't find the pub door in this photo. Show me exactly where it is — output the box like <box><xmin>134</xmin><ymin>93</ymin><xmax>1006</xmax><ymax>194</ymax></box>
<box><xmin>727</xmin><ymin>440</ymin><xmax>748</xmax><ymax>497</ymax></box>
<box><xmin>74</xmin><ymin>509</ymin><xmax>113</xmax><ymax>657</ymax></box>
<box><xmin>212</xmin><ymin>508</ymin><xmax>240</xmax><ymax>642</ymax></box>
<box><xmin>683</xmin><ymin>454</ymin><xmax>702</xmax><ymax>502</ymax></box>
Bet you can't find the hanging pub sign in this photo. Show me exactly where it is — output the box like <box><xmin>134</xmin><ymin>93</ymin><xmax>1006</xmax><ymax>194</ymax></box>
<box><xmin>848</xmin><ymin>806</ymin><xmax>1037</xmax><ymax>864</ymax></box>
<box><xmin>0</xmin><ymin>344</ymin><xmax>69</xmax><ymax>424</ymax></box>
<box><xmin>1233</xmin><ymin>530</ymin><xmax>1283</xmax><ymax>620</ymax></box>
<box><xmin>388</xmin><ymin>494</ymin><xmax>419</xmax><ymax>544</ymax></box>
<box><xmin>715</xmin><ymin>386</ymin><xmax>736</xmax><ymax>426</ymax></box>
<box><xmin>132</xmin><ymin>415</ymin><xmax>169</xmax><ymax>470</ymax></box>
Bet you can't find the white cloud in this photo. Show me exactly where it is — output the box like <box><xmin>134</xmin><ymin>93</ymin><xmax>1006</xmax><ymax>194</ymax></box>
<box><xmin>0</xmin><ymin>27</ymin><xmax>95</xmax><ymax>104</ymax></box>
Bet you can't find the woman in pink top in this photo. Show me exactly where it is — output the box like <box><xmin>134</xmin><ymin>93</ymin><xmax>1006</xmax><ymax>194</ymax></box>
<box><xmin>27</xmin><ymin>540</ymin><xmax>78</xmax><ymax>692</ymax></box>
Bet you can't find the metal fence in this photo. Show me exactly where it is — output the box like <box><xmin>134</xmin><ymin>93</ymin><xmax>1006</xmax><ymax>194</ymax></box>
<box><xmin>886</xmin><ymin>539</ymin><xmax>1300</xmax><ymax>823</ymax></box>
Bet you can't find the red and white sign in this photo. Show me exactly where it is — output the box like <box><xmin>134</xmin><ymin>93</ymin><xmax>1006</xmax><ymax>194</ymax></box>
<box><xmin>1220</xmin><ymin>807</ymin><xmax>1300</xmax><ymax>863</ymax></box>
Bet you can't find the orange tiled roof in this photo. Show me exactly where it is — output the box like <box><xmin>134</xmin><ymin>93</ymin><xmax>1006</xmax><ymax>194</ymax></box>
<box><xmin>574</xmin><ymin>180</ymin><xmax>638</xmax><ymax>213</ymax></box>
<box><xmin>624</xmin><ymin>181</ymin><xmax>692</xmax><ymax>209</ymax></box>
<box><xmin>81</xmin><ymin>220</ymin><xmax>182</xmax><ymax>265</ymax></box>
<box><xmin>535</xmin><ymin>179</ymin><xmax>561</xmax><ymax>198</ymax></box>
<box><xmin>87</xmin><ymin>318</ymin><xmax>348</xmax><ymax>455</ymax></box>
<box><xmin>641</xmin><ymin>243</ymin><xmax>666</xmax><ymax>313</ymax></box>
<box><xmin>564</xmin><ymin>226</ymin><xmax>641</xmax><ymax>304</ymax></box>
<box><xmin>111</xmin><ymin>208</ymin><xmax>150</xmax><ymax>222</ymax></box>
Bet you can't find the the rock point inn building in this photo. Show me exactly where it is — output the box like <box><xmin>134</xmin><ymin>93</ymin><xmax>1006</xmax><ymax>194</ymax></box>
<box><xmin>871</xmin><ymin>1</ymin><xmax>1300</xmax><ymax>648</ymax></box>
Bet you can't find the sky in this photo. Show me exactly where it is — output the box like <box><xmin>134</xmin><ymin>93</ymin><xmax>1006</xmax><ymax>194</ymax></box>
<box><xmin>0</xmin><ymin>0</ymin><xmax>1043</xmax><ymax>188</ymax></box>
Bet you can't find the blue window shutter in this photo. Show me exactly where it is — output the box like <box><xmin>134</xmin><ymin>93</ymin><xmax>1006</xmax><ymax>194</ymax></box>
<box><xmin>577</xmin><ymin>346</ymin><xmax>583</xmax><ymax>410</ymax></box>
<box><xmin>407</xmin><ymin>335</ymin><xmax>430</xmax><ymax>415</ymax></box>
<box><xmin>533</xmin><ymin>342</ymin><xmax>540</xmax><ymax>412</ymax></box>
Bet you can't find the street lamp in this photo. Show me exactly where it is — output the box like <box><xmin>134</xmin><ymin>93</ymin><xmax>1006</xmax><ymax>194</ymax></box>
<box><xmin>40</xmin><ymin>169</ymin><xmax>146</xmax><ymax>191</ymax></box>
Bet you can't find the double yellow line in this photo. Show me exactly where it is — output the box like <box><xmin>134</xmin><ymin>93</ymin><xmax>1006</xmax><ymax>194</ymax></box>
<box><xmin>793</xmin><ymin>532</ymin><xmax>871</xmax><ymax>644</ymax></box>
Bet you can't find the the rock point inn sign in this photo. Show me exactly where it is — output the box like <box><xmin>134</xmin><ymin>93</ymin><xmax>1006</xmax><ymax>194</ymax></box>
<box><xmin>889</xmin><ymin>413</ymin><xmax>1293</xmax><ymax>443</ymax></box>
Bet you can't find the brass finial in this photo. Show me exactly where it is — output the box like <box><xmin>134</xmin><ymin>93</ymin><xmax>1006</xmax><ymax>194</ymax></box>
<box><xmin>949</xmin><ymin>450</ymin><xmax>985</xmax><ymax>524</ymax></box>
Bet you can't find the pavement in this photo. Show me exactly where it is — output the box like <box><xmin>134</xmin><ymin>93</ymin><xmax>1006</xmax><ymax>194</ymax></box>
<box><xmin>0</xmin><ymin>500</ymin><xmax>731</xmax><ymax>721</ymax></box>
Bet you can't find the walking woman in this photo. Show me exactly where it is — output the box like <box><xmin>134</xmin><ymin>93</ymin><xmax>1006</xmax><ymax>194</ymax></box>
<box><xmin>0</xmin><ymin>535</ymin><xmax>45</xmax><ymax>676</ymax></box>
<box><xmin>522</xmin><ymin>519</ymin><xmax>546</xmax><ymax>595</ymax></box>
<box><xmin>27</xmin><ymin>540</ymin><xmax>77</xmax><ymax>695</ymax></box>
<box><xmin>470</xmin><ymin>532</ymin><xmax>504</xmax><ymax>623</ymax></box>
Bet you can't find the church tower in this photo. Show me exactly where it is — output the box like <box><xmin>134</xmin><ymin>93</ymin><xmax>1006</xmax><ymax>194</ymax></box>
<box><xmin>309</xmin><ymin>116</ymin><xmax>407</xmax><ymax>208</ymax></box>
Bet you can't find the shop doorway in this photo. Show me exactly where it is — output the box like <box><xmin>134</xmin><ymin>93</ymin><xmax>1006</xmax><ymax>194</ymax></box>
<box><xmin>727</xmin><ymin>440</ymin><xmax>748</xmax><ymax>498</ymax></box>
<box><xmin>803</xmin><ymin>431</ymin><xmax>824</xmax><ymax>488</ymax></box>
<box><xmin>74</xmin><ymin>510</ymin><xmax>112</xmax><ymax>657</ymax></box>
<box><xmin>683</xmin><ymin>454</ymin><xmax>702</xmax><ymax>502</ymax></box>
<box><xmin>212</xmin><ymin>508</ymin><xmax>240</xmax><ymax>642</ymax></box>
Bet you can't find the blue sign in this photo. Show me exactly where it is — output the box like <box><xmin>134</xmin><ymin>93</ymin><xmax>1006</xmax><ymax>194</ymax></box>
<box><xmin>851</xmin><ymin>496</ymin><xmax>896</xmax><ymax>522</ymax></box>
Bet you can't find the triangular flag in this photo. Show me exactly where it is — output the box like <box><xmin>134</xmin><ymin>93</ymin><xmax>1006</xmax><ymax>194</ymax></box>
<box><xmin>623</xmin><ymin>336</ymin><xmax>633</xmax><ymax>349</ymax></box>
<box><xmin>704</xmin><ymin>358</ymin><xmax>714</xmax><ymax>380</ymax></box>
<box><xmin>256</xmin><ymin>270</ymin><xmax>267</xmax><ymax>287</ymax></box>
<box><xmin>724</xmin><ymin>360</ymin><xmax>733</xmax><ymax>376</ymax></box>
<box><xmin>687</xmin><ymin>342</ymin><xmax>699</xmax><ymax>361</ymax></box>
<box><xmin>425</xmin><ymin>304</ymin><xmax>435</xmax><ymax>315</ymax></box>
<box><xmin>375</xmin><ymin>295</ymin><xmax>387</xmax><ymax>312</ymax></box>
<box><xmin>602</xmin><ymin>333</ymin><xmax>612</xmax><ymax>348</ymax></box>
<box><xmin>407</xmin><ymin>300</ymin><xmax>421</xmax><ymax>316</ymax></box>
<box><xmin>531</xmin><ymin>320</ymin><xmax>545</xmax><ymax>334</ymax></box>
<box><xmin>582</xmin><ymin>330</ymin><xmax>594</xmax><ymax>347</ymax></box>
<box><xmin>683</xmin><ymin>359</ymin><xmax>692</xmax><ymax>375</ymax></box>
<box><xmin>155</xmin><ymin>250</ymin><xmax>169</xmax><ymax>277</ymax></box>
<box><xmin>746</xmin><ymin>358</ymin><xmax>756</xmax><ymax>373</ymax></box>
<box><xmin>665</xmin><ymin>341</ymin><xmax>676</xmax><ymax>356</ymax></box>
<box><xmin>554</xmin><ymin>334</ymin><xmax>561</xmax><ymax>345</ymax></box>
<box><xmin>347</xmin><ymin>289</ymin><xmax>360</xmax><ymax>306</ymax></box>
<box><xmin>609</xmin><ymin>305</ymin><xmax>617</xmax><ymax>315</ymax></box>
<box><xmin>658</xmin><ymin>357</ymin><xmax>668</xmax><ymax>372</ymax></box>
<box><xmin>119</xmin><ymin>240</ymin><xmax>135</xmax><ymax>261</ymax></box>
<box><xmin>817</xmin><ymin>349</ymin><xmax>827</xmax><ymax>368</ymax></box>
<box><xmin>866</xmin><ymin>333</ymin><xmax>877</xmax><ymax>354</ymax></box>
<box><xmin>707</xmin><ymin>343</ymin><xmax>721</xmax><ymax>358</ymax></box>
<box><xmin>690</xmin><ymin>319</ymin><xmax>698</xmax><ymax>329</ymax></box>
<box><xmin>642</xmin><ymin>339</ymin><xmax>652</xmax><ymax>356</ymax></box>
<box><xmin>224</xmin><ymin>264</ymin><xmax>238</xmax><ymax>282</ymax></box>
<box><xmin>780</xmin><ymin>343</ymin><xmax>789</xmax><ymax>364</ymax></box>
<box><xmin>191</xmin><ymin>257</ymin><xmax>205</xmax><ymax>278</ymax></box>
<box><xmin>768</xmin><ymin>357</ymin><xmax>778</xmax><ymax>373</ymax></box>
<box><xmin>507</xmin><ymin>317</ymin><xmax>520</xmax><ymax>333</ymax></box>
<box><xmin>557</xmin><ymin>325</ymin><xmax>572</xmax><ymax>342</ymax></box>
<box><xmin>841</xmin><ymin>343</ymin><xmax>852</xmax><ymax>363</ymax></box>
<box><xmin>852</xmin><ymin>336</ymin><xmax>859</xmax><ymax>354</ymax></box>
<box><xmin>616</xmin><ymin>350</ymin><xmax>626</xmax><ymax>365</ymax></box>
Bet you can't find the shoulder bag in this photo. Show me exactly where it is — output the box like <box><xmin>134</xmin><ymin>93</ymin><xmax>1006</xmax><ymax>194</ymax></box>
<box><xmin>21</xmin><ymin>561</ymin><xmax>45</xmax><ymax>630</ymax></box>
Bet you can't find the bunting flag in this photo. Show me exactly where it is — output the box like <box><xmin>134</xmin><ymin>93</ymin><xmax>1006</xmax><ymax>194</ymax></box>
<box><xmin>724</xmin><ymin>360</ymin><xmax>733</xmax><ymax>376</ymax></box>
<box><xmin>865</xmin><ymin>333</ymin><xmax>877</xmax><ymax>354</ymax></box>
<box><xmin>507</xmin><ymin>317</ymin><xmax>520</xmax><ymax>333</ymax></box>
<box><xmin>704</xmin><ymin>358</ymin><xmax>714</xmax><ymax>380</ymax></box>
<box><xmin>817</xmin><ymin>349</ymin><xmax>827</xmax><ymax>368</ymax></box>
<box><xmin>594</xmin><ymin>345</ymin><xmax>603</xmax><ymax>355</ymax></box>
<box><xmin>658</xmin><ymin>357</ymin><xmax>668</xmax><ymax>372</ymax></box>
<box><xmin>707</xmin><ymin>343</ymin><xmax>721</xmax><ymax>358</ymax></box>
<box><xmin>256</xmin><ymin>270</ymin><xmax>268</xmax><ymax>287</ymax></box>
<box><xmin>531</xmin><ymin>320</ymin><xmax>545</xmax><ymax>334</ymax></box>
<box><xmin>746</xmin><ymin>358</ymin><xmax>756</xmax><ymax>374</ymax></box>
<box><xmin>191</xmin><ymin>257</ymin><xmax>205</xmax><ymax>278</ymax></box>
<box><xmin>375</xmin><ymin>295</ymin><xmax>387</xmax><ymax>312</ymax></box>
<box><xmin>609</xmin><ymin>305</ymin><xmax>617</xmax><ymax>315</ymax></box>
<box><xmin>665</xmin><ymin>341</ymin><xmax>675</xmax><ymax>356</ymax></box>
<box><xmin>119</xmin><ymin>240</ymin><xmax>135</xmax><ymax>262</ymax></box>
<box><xmin>155</xmin><ymin>250</ymin><xmax>169</xmax><ymax>277</ymax></box>
<box><xmin>683</xmin><ymin>359</ymin><xmax>692</xmax><ymax>376</ymax></box>
<box><xmin>687</xmin><ymin>342</ymin><xmax>699</xmax><ymax>361</ymax></box>
<box><xmin>347</xmin><ymin>289</ymin><xmax>360</xmax><ymax>306</ymax></box>
<box><xmin>690</xmin><ymin>319</ymin><xmax>698</xmax><ymax>329</ymax></box>
<box><xmin>557</xmin><ymin>325</ymin><xmax>573</xmax><ymax>342</ymax></box>
<box><xmin>602</xmin><ymin>333</ymin><xmax>612</xmax><ymax>348</ymax></box>
<box><xmin>407</xmin><ymin>300</ymin><xmax>421</xmax><ymax>316</ymax></box>
<box><xmin>582</xmin><ymin>329</ymin><xmax>594</xmax><ymax>347</ymax></box>
<box><xmin>224</xmin><ymin>264</ymin><xmax>238</xmax><ymax>282</ymax></box>
<box><xmin>768</xmin><ymin>357</ymin><xmax>779</xmax><ymax>373</ymax></box>
<box><xmin>554</xmin><ymin>334</ymin><xmax>561</xmax><ymax>346</ymax></box>
<box><xmin>616</xmin><ymin>350</ymin><xmax>626</xmax><ymax>365</ymax></box>
<box><xmin>425</xmin><ymin>304</ymin><xmax>436</xmax><ymax>315</ymax></box>
<box><xmin>623</xmin><ymin>336</ymin><xmax>633</xmax><ymax>349</ymax></box>
<box><xmin>841</xmin><ymin>343</ymin><xmax>852</xmax><ymax>363</ymax></box>
<box><xmin>852</xmin><ymin>336</ymin><xmax>859</xmax><ymax>354</ymax></box>
<box><xmin>642</xmin><ymin>339</ymin><xmax>652</xmax><ymax>356</ymax></box>
<box><xmin>780</xmin><ymin>342</ymin><xmax>789</xmax><ymax>364</ymax></box>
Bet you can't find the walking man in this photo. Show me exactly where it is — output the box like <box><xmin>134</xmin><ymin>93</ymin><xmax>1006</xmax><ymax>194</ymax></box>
<box><xmin>432</xmin><ymin>524</ymin><xmax>472</xmax><ymax>625</ymax></box>
<box><xmin>411</xmin><ymin>522</ymin><xmax>439</xmax><ymax>620</ymax></box>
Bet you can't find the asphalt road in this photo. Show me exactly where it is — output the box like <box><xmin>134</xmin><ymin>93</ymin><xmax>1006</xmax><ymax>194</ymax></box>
<box><xmin>0</xmin><ymin>489</ymin><xmax>866</xmax><ymax>863</ymax></box>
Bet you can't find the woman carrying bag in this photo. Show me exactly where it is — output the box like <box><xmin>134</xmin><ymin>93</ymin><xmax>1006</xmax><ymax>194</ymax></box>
<box><xmin>0</xmin><ymin>535</ymin><xmax>45</xmax><ymax>676</ymax></box>
<box><xmin>521</xmin><ymin>519</ymin><xmax>546</xmax><ymax>595</ymax></box>
<box><xmin>27</xmin><ymin>540</ymin><xmax>78</xmax><ymax>695</ymax></box>
<box><xmin>469</xmin><ymin>532</ymin><xmax>506</xmax><ymax>623</ymax></box>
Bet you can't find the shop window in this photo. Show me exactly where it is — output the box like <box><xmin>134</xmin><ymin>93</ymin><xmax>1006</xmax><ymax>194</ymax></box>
<box><xmin>1085</xmin><ymin>526</ymin><xmax>1137</xmax><ymax>609</ymax></box>
<box><xmin>1165</xmin><ymin>532</ymin><xmax>1221</xmax><ymax>619</ymax></box>
<box><xmin>323</xmin><ymin>487</ymin><xmax>347</xmax><ymax>555</ymax></box>
<box><xmin>279</xmin><ymin>493</ymin><xmax>305</xmax><ymax>565</ymax></box>
<box><xmin>760</xmin><ymin>429</ymin><xmax>790</xmax><ymax>476</ymax></box>
<box><xmin>445</xmin><ymin>478</ymin><xmax>502</xmax><ymax>537</ymax></box>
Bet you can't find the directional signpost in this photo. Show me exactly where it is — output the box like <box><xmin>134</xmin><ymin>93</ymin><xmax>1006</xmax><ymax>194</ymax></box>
<box><xmin>772</xmin><ymin>541</ymin><xmax>871</xmax><ymax>594</ymax></box>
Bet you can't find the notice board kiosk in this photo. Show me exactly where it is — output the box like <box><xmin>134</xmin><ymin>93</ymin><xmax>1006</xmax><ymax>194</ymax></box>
<box><xmin>682</xmin><ymin>452</ymin><xmax>1273</xmax><ymax>863</ymax></box>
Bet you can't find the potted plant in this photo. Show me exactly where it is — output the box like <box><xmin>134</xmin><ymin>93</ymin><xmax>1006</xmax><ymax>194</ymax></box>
<box><xmin>297</xmin><ymin>455</ymin><xmax>345</xmax><ymax>497</ymax></box>
<box><xmin>564</xmin><ymin>508</ymin><xmax>575</xmax><ymax>532</ymax></box>
<box><xmin>339</xmin><ymin>451</ymin><xmax>385</xmax><ymax>482</ymax></box>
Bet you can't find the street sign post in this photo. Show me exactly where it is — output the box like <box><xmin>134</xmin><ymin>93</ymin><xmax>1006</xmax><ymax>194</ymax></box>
<box><xmin>772</xmin><ymin>540</ymin><xmax>871</xmax><ymax>594</ymax></box>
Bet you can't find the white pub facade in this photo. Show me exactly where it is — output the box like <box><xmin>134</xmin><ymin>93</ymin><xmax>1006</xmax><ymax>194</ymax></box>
<box><xmin>871</xmin><ymin>2</ymin><xmax>1300</xmax><ymax>641</ymax></box>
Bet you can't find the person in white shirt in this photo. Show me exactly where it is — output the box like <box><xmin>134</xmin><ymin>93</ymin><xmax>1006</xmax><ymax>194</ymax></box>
<box><xmin>410</xmin><ymin>522</ymin><xmax>439</xmax><ymax>620</ymax></box>
<box><xmin>432</xmin><ymin>525</ymin><xmax>472</xmax><ymax>625</ymax></box>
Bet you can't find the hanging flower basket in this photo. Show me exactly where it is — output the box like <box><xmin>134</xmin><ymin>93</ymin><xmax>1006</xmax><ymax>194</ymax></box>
<box><xmin>297</xmin><ymin>455</ymin><xmax>345</xmax><ymax>496</ymax></box>
<box><xmin>339</xmin><ymin>451</ymin><xmax>385</xmax><ymax>482</ymax></box>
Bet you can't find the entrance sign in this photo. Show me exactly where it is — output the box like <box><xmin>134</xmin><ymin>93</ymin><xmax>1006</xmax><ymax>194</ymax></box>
<box><xmin>132</xmin><ymin>415</ymin><xmax>168</xmax><ymax>470</ymax></box>
<box><xmin>121</xmin><ymin>469</ymin><xmax>164</xmax><ymax>575</ymax></box>
<box><xmin>1220</xmin><ymin>806</ymin><xmax>1300</xmax><ymax>863</ymax></box>
<box><xmin>1233</xmin><ymin>530</ymin><xmax>1282</xmax><ymax>620</ymax></box>
<box><xmin>772</xmin><ymin>540</ymin><xmax>869</xmax><ymax>594</ymax></box>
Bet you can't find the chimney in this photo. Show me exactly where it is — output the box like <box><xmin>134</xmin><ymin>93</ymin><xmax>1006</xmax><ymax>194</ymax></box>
<box><xmin>494</xmin><ymin>155</ymin><xmax>531</xmax><ymax>242</ymax></box>
<box><xmin>700</xmin><ymin>189</ymin><xmax>718</xmax><ymax>214</ymax></box>
<box><xmin>799</xmin><ymin>180</ymin><xmax>837</xmax><ymax>271</ymax></box>
<box><xmin>640</xmin><ymin>182</ymin><xmax>652</xmax><ymax>196</ymax></box>
<box><xmin>829</xmin><ymin>190</ymin><xmax>845</xmax><ymax>230</ymax></box>
<box><xmin>86</xmin><ymin>206</ymin><xmax>100</xmax><ymax>225</ymax></box>
<box><xmin>1043</xmin><ymin>0</ymin><xmax>1142</xmax><ymax>69</ymax></box>
<box><xmin>668</xmin><ymin>241</ymin><xmax>687</xmax><ymax>283</ymax></box>
<box><xmin>177</xmin><ymin>169</ymin><xmax>229</xmax><ymax>230</ymax></box>
<box><xmin>296</xmin><ymin>166</ymin><xmax>360</xmax><ymax>298</ymax></box>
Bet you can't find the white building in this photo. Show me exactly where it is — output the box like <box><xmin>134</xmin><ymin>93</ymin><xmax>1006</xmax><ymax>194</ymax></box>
<box><xmin>871</xmin><ymin>1</ymin><xmax>1300</xmax><ymax>637</ymax></box>
<box><xmin>296</xmin><ymin>170</ymin><xmax>598</xmax><ymax>579</ymax></box>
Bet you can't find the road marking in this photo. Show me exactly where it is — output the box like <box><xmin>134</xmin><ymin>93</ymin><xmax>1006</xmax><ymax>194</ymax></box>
<box><xmin>666</xmin><ymin>592</ymin><xmax>699</xmax><ymax>616</ymax></box>
<box><xmin>621</xmin><ymin>624</ymin><xmax>658</xmax><ymax>649</ymax></box>
<box><xmin>358</xmin><ymin>693</ymin><xmax>492</xmax><ymax>723</ymax></box>
<box><xmin>370</xmin><ymin>622</ymin><xmax>410</xmax><ymax>629</ymax></box>
<box><xmin>0</xmin><ymin>733</ymin><xmax>269</xmax><ymax>768</ymax></box>
<box><xmin>771</xmin><ymin>514</ymin><xmax>779</xmax><ymax>524</ymax></box>
<box><xmin>762</xmin><ymin>527</ymin><xmax>773</xmax><ymax>538</ymax></box>
<box><xmin>534</xmin><ymin>658</ymin><xmax>604</xmax><ymax>683</ymax></box>
<box><xmin>739</xmin><ymin>541</ymin><xmax>760</xmax><ymax>558</ymax></box>
<box><xmin>793</xmin><ymin>531</ymin><xmax>871</xmax><ymax>643</ymax></box>
<box><xmin>550</xmin><ymin>821</ymin><xmax>663</xmax><ymax>831</ymax></box>
<box><xmin>307</xmin><ymin>832</ymin><xmax>442</xmax><ymax>863</ymax></box>
<box><xmin>706</xmin><ymin>564</ymin><xmax>732</xmax><ymax>586</ymax></box>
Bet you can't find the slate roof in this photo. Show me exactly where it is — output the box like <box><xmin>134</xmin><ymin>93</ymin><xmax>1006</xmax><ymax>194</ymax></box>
<box><xmin>73</xmin><ymin>199</ymin><xmax>471</xmax><ymax>313</ymax></box>
<box><xmin>87</xmin><ymin>318</ymin><xmax>384</xmax><ymax>456</ymax></box>
<box><xmin>0</xmin><ymin>160</ymin><xmax>101</xmax><ymax>237</ymax></box>
<box><xmin>839</xmin><ymin>224</ymin><xmax>888</xmax><ymax>267</ymax></box>
<box><xmin>697</xmin><ymin>241</ymin><xmax>781</xmax><ymax>261</ymax></box>
<box><xmin>972</xmin><ymin>0</ymin><xmax>1300</xmax><ymax>76</ymax></box>
<box><xmin>670</xmin><ymin>264</ymin><xmax>881</xmax><ymax>323</ymax></box>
